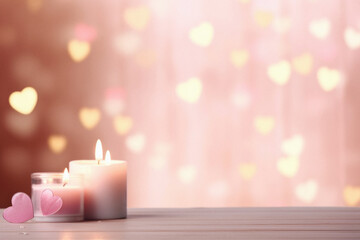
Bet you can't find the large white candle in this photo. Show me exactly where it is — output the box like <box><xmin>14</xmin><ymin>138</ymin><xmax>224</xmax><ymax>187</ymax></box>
<box><xmin>69</xmin><ymin>140</ymin><xmax>127</xmax><ymax>220</ymax></box>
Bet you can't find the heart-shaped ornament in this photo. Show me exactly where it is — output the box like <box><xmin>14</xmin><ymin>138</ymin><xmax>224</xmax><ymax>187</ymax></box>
<box><xmin>3</xmin><ymin>192</ymin><xmax>34</xmax><ymax>223</ymax></box>
<box><xmin>41</xmin><ymin>189</ymin><xmax>63</xmax><ymax>216</ymax></box>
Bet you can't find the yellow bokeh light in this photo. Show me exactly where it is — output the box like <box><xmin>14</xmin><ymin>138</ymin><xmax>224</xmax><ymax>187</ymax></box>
<box><xmin>9</xmin><ymin>87</ymin><xmax>38</xmax><ymax>115</ymax></box>
<box><xmin>48</xmin><ymin>135</ymin><xmax>67</xmax><ymax>154</ymax></box>
<box><xmin>79</xmin><ymin>108</ymin><xmax>101</xmax><ymax>129</ymax></box>
<box><xmin>267</xmin><ymin>60</ymin><xmax>291</xmax><ymax>86</ymax></box>
<box><xmin>189</xmin><ymin>22</ymin><xmax>214</xmax><ymax>47</ymax></box>
<box><xmin>123</xmin><ymin>6</ymin><xmax>150</xmax><ymax>31</ymax></box>
<box><xmin>254</xmin><ymin>116</ymin><xmax>275</xmax><ymax>135</ymax></box>
<box><xmin>176</xmin><ymin>77</ymin><xmax>202</xmax><ymax>103</ymax></box>
<box><xmin>67</xmin><ymin>39</ymin><xmax>91</xmax><ymax>62</ymax></box>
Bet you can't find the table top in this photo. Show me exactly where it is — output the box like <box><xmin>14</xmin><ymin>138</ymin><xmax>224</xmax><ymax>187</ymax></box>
<box><xmin>1</xmin><ymin>207</ymin><xmax>360</xmax><ymax>239</ymax></box>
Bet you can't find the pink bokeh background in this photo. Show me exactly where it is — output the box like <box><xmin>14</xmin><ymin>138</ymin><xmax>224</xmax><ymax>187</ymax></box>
<box><xmin>0</xmin><ymin>0</ymin><xmax>360</xmax><ymax>208</ymax></box>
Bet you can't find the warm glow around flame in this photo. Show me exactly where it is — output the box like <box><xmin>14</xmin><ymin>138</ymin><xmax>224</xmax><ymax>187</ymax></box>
<box><xmin>63</xmin><ymin>168</ymin><xmax>69</xmax><ymax>186</ymax></box>
<box><xmin>105</xmin><ymin>150</ymin><xmax>111</xmax><ymax>164</ymax></box>
<box><xmin>95</xmin><ymin>139</ymin><xmax>103</xmax><ymax>163</ymax></box>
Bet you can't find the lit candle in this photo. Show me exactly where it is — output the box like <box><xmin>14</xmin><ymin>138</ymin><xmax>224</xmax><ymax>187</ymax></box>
<box><xmin>31</xmin><ymin>168</ymin><xmax>84</xmax><ymax>222</ymax></box>
<box><xmin>69</xmin><ymin>140</ymin><xmax>127</xmax><ymax>220</ymax></box>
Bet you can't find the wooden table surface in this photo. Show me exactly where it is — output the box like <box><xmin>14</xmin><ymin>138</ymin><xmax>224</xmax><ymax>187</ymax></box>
<box><xmin>1</xmin><ymin>207</ymin><xmax>360</xmax><ymax>239</ymax></box>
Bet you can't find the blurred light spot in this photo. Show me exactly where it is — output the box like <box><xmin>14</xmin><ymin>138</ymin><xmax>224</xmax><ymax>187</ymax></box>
<box><xmin>188</xmin><ymin>22</ymin><xmax>214</xmax><ymax>47</ymax></box>
<box><xmin>292</xmin><ymin>53</ymin><xmax>313</xmax><ymax>75</ymax></box>
<box><xmin>135</xmin><ymin>49</ymin><xmax>156</xmax><ymax>67</ymax></box>
<box><xmin>239</xmin><ymin>0</ymin><xmax>250</xmax><ymax>3</ymax></box>
<box><xmin>67</xmin><ymin>39</ymin><xmax>91</xmax><ymax>62</ymax></box>
<box><xmin>254</xmin><ymin>10</ymin><xmax>273</xmax><ymax>28</ymax></box>
<box><xmin>114</xmin><ymin>115</ymin><xmax>133</xmax><ymax>135</ymax></box>
<box><xmin>148</xmin><ymin>141</ymin><xmax>172</xmax><ymax>170</ymax></box>
<box><xmin>317</xmin><ymin>67</ymin><xmax>341</xmax><ymax>92</ymax></box>
<box><xmin>295</xmin><ymin>179</ymin><xmax>318</xmax><ymax>203</ymax></box>
<box><xmin>126</xmin><ymin>133</ymin><xmax>146</xmax><ymax>154</ymax></box>
<box><xmin>103</xmin><ymin>88</ymin><xmax>125</xmax><ymax>116</ymax></box>
<box><xmin>277</xmin><ymin>156</ymin><xmax>299</xmax><ymax>178</ymax></box>
<box><xmin>114</xmin><ymin>32</ymin><xmax>141</xmax><ymax>55</ymax></box>
<box><xmin>208</xmin><ymin>181</ymin><xmax>229</xmax><ymax>198</ymax></box>
<box><xmin>0</xmin><ymin>26</ymin><xmax>16</xmax><ymax>46</ymax></box>
<box><xmin>273</xmin><ymin>17</ymin><xmax>291</xmax><ymax>34</ymax></box>
<box><xmin>48</xmin><ymin>135</ymin><xmax>67</xmax><ymax>154</ymax></box>
<box><xmin>149</xmin><ymin>0</ymin><xmax>169</xmax><ymax>18</ymax></box>
<box><xmin>344</xmin><ymin>27</ymin><xmax>360</xmax><ymax>50</ymax></box>
<box><xmin>78</xmin><ymin>108</ymin><xmax>101</xmax><ymax>129</ymax></box>
<box><xmin>267</xmin><ymin>60</ymin><xmax>291</xmax><ymax>86</ymax></box>
<box><xmin>178</xmin><ymin>165</ymin><xmax>196</xmax><ymax>184</ymax></box>
<box><xmin>74</xmin><ymin>23</ymin><xmax>97</xmax><ymax>42</ymax></box>
<box><xmin>254</xmin><ymin>116</ymin><xmax>275</xmax><ymax>135</ymax></box>
<box><xmin>281</xmin><ymin>134</ymin><xmax>304</xmax><ymax>157</ymax></box>
<box><xmin>230</xmin><ymin>49</ymin><xmax>249</xmax><ymax>68</ymax></box>
<box><xmin>231</xmin><ymin>90</ymin><xmax>251</xmax><ymax>109</ymax></box>
<box><xmin>176</xmin><ymin>77</ymin><xmax>202</xmax><ymax>103</ymax></box>
<box><xmin>123</xmin><ymin>6</ymin><xmax>150</xmax><ymax>31</ymax></box>
<box><xmin>309</xmin><ymin>18</ymin><xmax>331</xmax><ymax>40</ymax></box>
<box><xmin>148</xmin><ymin>155</ymin><xmax>167</xmax><ymax>170</ymax></box>
<box><xmin>239</xmin><ymin>163</ymin><xmax>257</xmax><ymax>180</ymax></box>
<box><xmin>9</xmin><ymin>87</ymin><xmax>38</xmax><ymax>115</ymax></box>
<box><xmin>343</xmin><ymin>186</ymin><xmax>360</xmax><ymax>206</ymax></box>
<box><xmin>2</xmin><ymin>147</ymin><xmax>31</xmax><ymax>175</ymax></box>
<box><xmin>26</xmin><ymin>0</ymin><xmax>43</xmax><ymax>13</ymax></box>
<box><xmin>154</xmin><ymin>141</ymin><xmax>172</xmax><ymax>155</ymax></box>
<box><xmin>5</xmin><ymin>111</ymin><xmax>38</xmax><ymax>138</ymax></box>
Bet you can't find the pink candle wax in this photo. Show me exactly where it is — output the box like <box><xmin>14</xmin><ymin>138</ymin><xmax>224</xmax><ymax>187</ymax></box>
<box><xmin>31</xmin><ymin>172</ymin><xmax>84</xmax><ymax>222</ymax></box>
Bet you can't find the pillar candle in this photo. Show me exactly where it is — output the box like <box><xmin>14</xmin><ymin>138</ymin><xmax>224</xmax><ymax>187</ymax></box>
<box><xmin>31</xmin><ymin>170</ymin><xmax>84</xmax><ymax>222</ymax></box>
<box><xmin>69</xmin><ymin>141</ymin><xmax>127</xmax><ymax>220</ymax></box>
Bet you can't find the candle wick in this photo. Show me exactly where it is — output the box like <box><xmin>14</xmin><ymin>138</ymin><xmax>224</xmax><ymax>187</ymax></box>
<box><xmin>63</xmin><ymin>182</ymin><xmax>67</xmax><ymax>187</ymax></box>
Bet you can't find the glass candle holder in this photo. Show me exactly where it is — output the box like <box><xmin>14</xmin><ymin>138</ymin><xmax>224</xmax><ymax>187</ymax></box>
<box><xmin>31</xmin><ymin>172</ymin><xmax>84</xmax><ymax>222</ymax></box>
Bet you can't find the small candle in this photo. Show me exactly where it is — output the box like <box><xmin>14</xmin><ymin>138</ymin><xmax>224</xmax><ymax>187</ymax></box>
<box><xmin>31</xmin><ymin>169</ymin><xmax>84</xmax><ymax>222</ymax></box>
<box><xmin>69</xmin><ymin>139</ymin><xmax>127</xmax><ymax>220</ymax></box>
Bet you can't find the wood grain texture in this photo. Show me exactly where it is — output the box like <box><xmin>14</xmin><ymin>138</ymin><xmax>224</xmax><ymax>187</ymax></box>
<box><xmin>1</xmin><ymin>207</ymin><xmax>360</xmax><ymax>239</ymax></box>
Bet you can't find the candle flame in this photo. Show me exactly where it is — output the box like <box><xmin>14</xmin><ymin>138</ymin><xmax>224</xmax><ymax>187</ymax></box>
<box><xmin>95</xmin><ymin>139</ymin><xmax>103</xmax><ymax>164</ymax></box>
<box><xmin>105</xmin><ymin>150</ymin><xmax>111</xmax><ymax>164</ymax></box>
<box><xmin>63</xmin><ymin>168</ymin><xmax>69</xmax><ymax>187</ymax></box>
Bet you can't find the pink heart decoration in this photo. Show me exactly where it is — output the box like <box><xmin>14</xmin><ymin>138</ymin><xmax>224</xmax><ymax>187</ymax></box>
<box><xmin>41</xmin><ymin>189</ymin><xmax>63</xmax><ymax>216</ymax></box>
<box><xmin>3</xmin><ymin>192</ymin><xmax>34</xmax><ymax>223</ymax></box>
